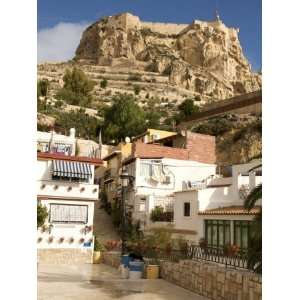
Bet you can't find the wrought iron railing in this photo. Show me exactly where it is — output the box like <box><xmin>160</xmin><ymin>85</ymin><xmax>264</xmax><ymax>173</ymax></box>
<box><xmin>143</xmin><ymin>245</ymin><xmax>249</xmax><ymax>269</ymax></box>
<box><xmin>187</xmin><ymin>245</ymin><xmax>248</xmax><ymax>269</ymax></box>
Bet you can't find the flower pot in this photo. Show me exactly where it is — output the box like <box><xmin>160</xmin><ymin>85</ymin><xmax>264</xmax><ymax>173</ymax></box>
<box><xmin>146</xmin><ymin>264</ymin><xmax>159</xmax><ymax>279</ymax></box>
<box><xmin>93</xmin><ymin>251</ymin><xmax>101</xmax><ymax>264</ymax></box>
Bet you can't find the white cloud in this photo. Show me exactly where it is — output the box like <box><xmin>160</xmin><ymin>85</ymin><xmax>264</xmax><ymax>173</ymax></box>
<box><xmin>37</xmin><ymin>22</ymin><xmax>88</xmax><ymax>63</ymax></box>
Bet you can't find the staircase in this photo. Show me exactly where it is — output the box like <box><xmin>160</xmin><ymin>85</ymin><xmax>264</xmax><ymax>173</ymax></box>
<box><xmin>93</xmin><ymin>204</ymin><xmax>120</xmax><ymax>243</ymax></box>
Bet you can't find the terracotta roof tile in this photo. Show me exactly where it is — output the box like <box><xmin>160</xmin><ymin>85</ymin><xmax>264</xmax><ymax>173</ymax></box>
<box><xmin>198</xmin><ymin>205</ymin><xmax>261</xmax><ymax>215</ymax></box>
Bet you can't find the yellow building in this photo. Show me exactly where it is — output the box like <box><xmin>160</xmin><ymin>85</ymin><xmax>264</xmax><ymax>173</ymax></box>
<box><xmin>132</xmin><ymin>128</ymin><xmax>177</xmax><ymax>144</ymax></box>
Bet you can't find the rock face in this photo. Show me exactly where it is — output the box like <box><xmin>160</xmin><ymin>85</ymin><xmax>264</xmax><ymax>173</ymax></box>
<box><xmin>75</xmin><ymin>12</ymin><xmax>261</xmax><ymax>101</ymax></box>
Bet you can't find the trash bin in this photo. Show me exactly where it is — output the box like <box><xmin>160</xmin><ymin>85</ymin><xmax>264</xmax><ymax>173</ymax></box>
<box><xmin>145</xmin><ymin>264</ymin><xmax>159</xmax><ymax>279</ymax></box>
<box><xmin>129</xmin><ymin>261</ymin><xmax>144</xmax><ymax>280</ymax></box>
<box><xmin>121</xmin><ymin>254</ymin><xmax>133</xmax><ymax>268</ymax></box>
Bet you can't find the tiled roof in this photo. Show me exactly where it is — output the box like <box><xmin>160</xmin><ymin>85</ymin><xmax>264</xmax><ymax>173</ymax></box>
<box><xmin>37</xmin><ymin>152</ymin><xmax>103</xmax><ymax>165</ymax></box>
<box><xmin>198</xmin><ymin>205</ymin><xmax>261</xmax><ymax>215</ymax></box>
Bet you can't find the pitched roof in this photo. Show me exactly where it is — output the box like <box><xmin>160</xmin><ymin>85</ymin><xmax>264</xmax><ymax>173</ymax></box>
<box><xmin>198</xmin><ymin>205</ymin><xmax>261</xmax><ymax>215</ymax></box>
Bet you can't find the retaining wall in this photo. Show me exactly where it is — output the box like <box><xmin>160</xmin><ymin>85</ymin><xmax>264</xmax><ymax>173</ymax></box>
<box><xmin>160</xmin><ymin>259</ymin><xmax>261</xmax><ymax>300</ymax></box>
<box><xmin>38</xmin><ymin>249</ymin><xmax>93</xmax><ymax>264</ymax></box>
<box><xmin>101</xmin><ymin>251</ymin><xmax>262</xmax><ymax>300</ymax></box>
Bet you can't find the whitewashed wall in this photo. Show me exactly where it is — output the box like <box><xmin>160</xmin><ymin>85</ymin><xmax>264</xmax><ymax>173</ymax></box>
<box><xmin>37</xmin><ymin>199</ymin><xmax>94</xmax><ymax>250</ymax></box>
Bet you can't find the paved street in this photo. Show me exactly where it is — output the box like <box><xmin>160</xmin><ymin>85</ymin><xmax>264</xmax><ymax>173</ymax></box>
<box><xmin>38</xmin><ymin>263</ymin><xmax>209</xmax><ymax>300</ymax></box>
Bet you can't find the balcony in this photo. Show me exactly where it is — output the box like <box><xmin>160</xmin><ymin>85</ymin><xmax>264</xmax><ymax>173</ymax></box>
<box><xmin>104</xmin><ymin>168</ymin><xmax>118</xmax><ymax>181</ymax></box>
<box><xmin>37</xmin><ymin>180</ymin><xmax>99</xmax><ymax>200</ymax></box>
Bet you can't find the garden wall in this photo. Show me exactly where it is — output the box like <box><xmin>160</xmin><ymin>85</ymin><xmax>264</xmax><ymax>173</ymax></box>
<box><xmin>160</xmin><ymin>259</ymin><xmax>261</xmax><ymax>300</ymax></box>
<box><xmin>101</xmin><ymin>251</ymin><xmax>262</xmax><ymax>300</ymax></box>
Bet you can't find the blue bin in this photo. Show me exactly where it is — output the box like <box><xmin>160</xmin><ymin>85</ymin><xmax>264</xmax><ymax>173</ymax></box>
<box><xmin>129</xmin><ymin>261</ymin><xmax>144</xmax><ymax>272</ymax></box>
<box><xmin>121</xmin><ymin>255</ymin><xmax>133</xmax><ymax>268</ymax></box>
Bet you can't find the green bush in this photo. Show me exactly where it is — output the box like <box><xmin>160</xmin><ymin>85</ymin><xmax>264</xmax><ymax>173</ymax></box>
<box><xmin>37</xmin><ymin>79</ymin><xmax>50</xmax><ymax>98</ymax></box>
<box><xmin>100</xmin><ymin>79</ymin><xmax>108</xmax><ymax>89</ymax></box>
<box><xmin>133</xmin><ymin>85</ymin><xmax>141</xmax><ymax>95</ymax></box>
<box><xmin>150</xmin><ymin>206</ymin><xmax>173</xmax><ymax>222</ymax></box>
<box><xmin>37</xmin><ymin>203</ymin><xmax>48</xmax><ymax>228</ymax></box>
<box><xmin>94</xmin><ymin>237</ymin><xmax>104</xmax><ymax>251</ymax></box>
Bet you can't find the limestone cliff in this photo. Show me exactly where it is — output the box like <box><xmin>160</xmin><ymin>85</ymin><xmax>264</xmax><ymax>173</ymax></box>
<box><xmin>75</xmin><ymin>13</ymin><xmax>261</xmax><ymax>102</ymax></box>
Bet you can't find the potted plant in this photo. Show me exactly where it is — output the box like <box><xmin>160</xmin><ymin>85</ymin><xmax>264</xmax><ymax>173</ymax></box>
<box><xmin>93</xmin><ymin>237</ymin><xmax>104</xmax><ymax>264</ymax></box>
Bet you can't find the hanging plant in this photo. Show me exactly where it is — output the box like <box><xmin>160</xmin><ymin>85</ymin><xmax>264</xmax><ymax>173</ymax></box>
<box><xmin>69</xmin><ymin>237</ymin><xmax>74</xmax><ymax>244</ymax></box>
<box><xmin>93</xmin><ymin>188</ymin><xmax>97</xmax><ymax>193</ymax></box>
<box><xmin>41</xmin><ymin>224</ymin><xmax>48</xmax><ymax>233</ymax></box>
<box><xmin>67</xmin><ymin>186</ymin><xmax>72</xmax><ymax>192</ymax></box>
<box><xmin>40</xmin><ymin>184</ymin><xmax>46</xmax><ymax>189</ymax></box>
<box><xmin>37</xmin><ymin>237</ymin><xmax>43</xmax><ymax>243</ymax></box>
<box><xmin>80</xmin><ymin>187</ymin><xmax>85</xmax><ymax>192</ymax></box>
<box><xmin>88</xmin><ymin>238</ymin><xmax>93</xmax><ymax>244</ymax></box>
<box><xmin>48</xmin><ymin>236</ymin><xmax>54</xmax><ymax>243</ymax></box>
<box><xmin>79</xmin><ymin>238</ymin><xmax>85</xmax><ymax>244</ymax></box>
<box><xmin>53</xmin><ymin>185</ymin><xmax>58</xmax><ymax>190</ymax></box>
<box><xmin>58</xmin><ymin>237</ymin><xmax>65</xmax><ymax>243</ymax></box>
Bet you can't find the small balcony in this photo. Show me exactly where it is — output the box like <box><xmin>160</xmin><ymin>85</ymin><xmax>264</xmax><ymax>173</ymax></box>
<box><xmin>104</xmin><ymin>168</ymin><xmax>118</xmax><ymax>181</ymax></box>
<box><xmin>37</xmin><ymin>180</ymin><xmax>99</xmax><ymax>200</ymax></box>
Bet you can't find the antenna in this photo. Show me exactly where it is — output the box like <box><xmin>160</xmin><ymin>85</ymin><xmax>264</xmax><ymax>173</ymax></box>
<box><xmin>215</xmin><ymin>0</ymin><xmax>221</xmax><ymax>21</ymax></box>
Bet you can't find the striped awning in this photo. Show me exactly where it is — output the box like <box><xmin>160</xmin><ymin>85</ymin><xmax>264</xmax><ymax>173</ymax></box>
<box><xmin>52</xmin><ymin>160</ymin><xmax>92</xmax><ymax>180</ymax></box>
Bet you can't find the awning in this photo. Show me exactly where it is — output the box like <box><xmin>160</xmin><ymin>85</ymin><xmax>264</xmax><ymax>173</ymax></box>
<box><xmin>52</xmin><ymin>160</ymin><xmax>92</xmax><ymax>180</ymax></box>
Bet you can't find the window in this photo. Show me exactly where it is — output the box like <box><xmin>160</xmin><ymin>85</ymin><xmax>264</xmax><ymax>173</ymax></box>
<box><xmin>49</xmin><ymin>204</ymin><xmax>88</xmax><ymax>224</ymax></box>
<box><xmin>205</xmin><ymin>220</ymin><xmax>231</xmax><ymax>249</ymax></box>
<box><xmin>234</xmin><ymin>221</ymin><xmax>252</xmax><ymax>251</ymax></box>
<box><xmin>184</xmin><ymin>202</ymin><xmax>190</xmax><ymax>216</ymax></box>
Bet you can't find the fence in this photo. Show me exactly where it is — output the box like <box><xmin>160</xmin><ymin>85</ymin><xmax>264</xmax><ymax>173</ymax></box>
<box><xmin>143</xmin><ymin>245</ymin><xmax>249</xmax><ymax>270</ymax></box>
<box><xmin>187</xmin><ymin>245</ymin><xmax>248</xmax><ymax>269</ymax></box>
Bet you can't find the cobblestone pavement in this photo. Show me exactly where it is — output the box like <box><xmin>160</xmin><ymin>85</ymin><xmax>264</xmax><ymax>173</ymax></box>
<box><xmin>38</xmin><ymin>263</ymin><xmax>209</xmax><ymax>300</ymax></box>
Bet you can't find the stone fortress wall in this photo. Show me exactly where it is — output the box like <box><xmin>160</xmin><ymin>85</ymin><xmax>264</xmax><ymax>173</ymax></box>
<box><xmin>106</xmin><ymin>12</ymin><xmax>239</xmax><ymax>36</ymax></box>
<box><xmin>107</xmin><ymin>12</ymin><xmax>188</xmax><ymax>35</ymax></box>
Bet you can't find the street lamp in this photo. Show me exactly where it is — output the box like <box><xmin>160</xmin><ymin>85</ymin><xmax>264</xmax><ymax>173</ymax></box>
<box><xmin>120</xmin><ymin>168</ymin><xmax>134</xmax><ymax>254</ymax></box>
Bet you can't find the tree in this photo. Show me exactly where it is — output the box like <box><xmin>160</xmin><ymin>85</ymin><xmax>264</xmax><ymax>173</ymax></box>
<box><xmin>37</xmin><ymin>79</ymin><xmax>50</xmax><ymax>98</ymax></box>
<box><xmin>102</xmin><ymin>94</ymin><xmax>146</xmax><ymax>143</ymax></box>
<box><xmin>178</xmin><ymin>98</ymin><xmax>199</xmax><ymax>118</ymax></box>
<box><xmin>55</xmin><ymin>68</ymin><xmax>95</xmax><ymax>106</ymax></box>
<box><xmin>100</xmin><ymin>79</ymin><xmax>108</xmax><ymax>89</ymax></box>
<box><xmin>55</xmin><ymin>109</ymin><xmax>101</xmax><ymax>141</ymax></box>
<box><xmin>245</xmin><ymin>183</ymin><xmax>262</xmax><ymax>274</ymax></box>
<box><xmin>37</xmin><ymin>203</ymin><xmax>48</xmax><ymax>228</ymax></box>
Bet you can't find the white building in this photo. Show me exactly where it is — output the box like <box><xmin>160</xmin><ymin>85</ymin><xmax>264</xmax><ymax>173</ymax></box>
<box><xmin>122</xmin><ymin>137</ymin><xmax>217</xmax><ymax>229</ymax></box>
<box><xmin>37</xmin><ymin>130</ymin><xmax>103</xmax><ymax>264</ymax></box>
<box><xmin>173</xmin><ymin>160</ymin><xmax>262</xmax><ymax>251</ymax></box>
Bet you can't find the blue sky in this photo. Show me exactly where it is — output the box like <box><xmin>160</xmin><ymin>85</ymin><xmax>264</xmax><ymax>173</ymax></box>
<box><xmin>38</xmin><ymin>0</ymin><xmax>261</xmax><ymax>70</ymax></box>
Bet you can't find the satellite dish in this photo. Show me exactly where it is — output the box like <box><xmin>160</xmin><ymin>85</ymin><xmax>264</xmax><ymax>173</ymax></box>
<box><xmin>125</xmin><ymin>137</ymin><xmax>131</xmax><ymax>143</ymax></box>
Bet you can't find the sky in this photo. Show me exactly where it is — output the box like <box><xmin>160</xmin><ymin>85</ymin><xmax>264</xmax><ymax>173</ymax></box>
<box><xmin>37</xmin><ymin>0</ymin><xmax>261</xmax><ymax>70</ymax></box>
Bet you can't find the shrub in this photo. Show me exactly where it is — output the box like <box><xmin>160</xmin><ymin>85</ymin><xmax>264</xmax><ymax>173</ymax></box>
<box><xmin>94</xmin><ymin>237</ymin><xmax>105</xmax><ymax>251</ymax></box>
<box><xmin>37</xmin><ymin>204</ymin><xmax>48</xmax><ymax>228</ymax></box>
<box><xmin>100</xmin><ymin>79</ymin><xmax>108</xmax><ymax>89</ymax></box>
<box><xmin>150</xmin><ymin>206</ymin><xmax>173</xmax><ymax>222</ymax></box>
<box><xmin>133</xmin><ymin>85</ymin><xmax>141</xmax><ymax>95</ymax></box>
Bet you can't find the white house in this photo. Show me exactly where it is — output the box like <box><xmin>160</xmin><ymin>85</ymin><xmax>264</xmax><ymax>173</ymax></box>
<box><xmin>122</xmin><ymin>136</ymin><xmax>217</xmax><ymax>229</ymax></box>
<box><xmin>173</xmin><ymin>160</ymin><xmax>262</xmax><ymax>251</ymax></box>
<box><xmin>37</xmin><ymin>130</ymin><xmax>103</xmax><ymax>264</ymax></box>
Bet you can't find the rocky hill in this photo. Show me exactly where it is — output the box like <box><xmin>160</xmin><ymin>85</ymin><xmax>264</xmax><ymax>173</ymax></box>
<box><xmin>37</xmin><ymin>12</ymin><xmax>262</xmax><ymax>164</ymax></box>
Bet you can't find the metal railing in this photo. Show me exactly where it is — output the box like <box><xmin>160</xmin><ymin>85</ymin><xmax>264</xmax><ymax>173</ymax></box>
<box><xmin>187</xmin><ymin>245</ymin><xmax>248</xmax><ymax>269</ymax></box>
<box><xmin>143</xmin><ymin>245</ymin><xmax>249</xmax><ymax>269</ymax></box>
